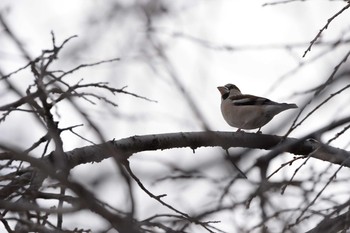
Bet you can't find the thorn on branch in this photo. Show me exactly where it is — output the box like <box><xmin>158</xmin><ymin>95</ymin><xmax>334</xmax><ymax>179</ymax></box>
<box><xmin>156</xmin><ymin>194</ymin><xmax>167</xmax><ymax>199</ymax></box>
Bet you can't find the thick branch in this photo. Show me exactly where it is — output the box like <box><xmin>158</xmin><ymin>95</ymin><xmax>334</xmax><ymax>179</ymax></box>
<box><xmin>63</xmin><ymin>131</ymin><xmax>350</xmax><ymax>169</ymax></box>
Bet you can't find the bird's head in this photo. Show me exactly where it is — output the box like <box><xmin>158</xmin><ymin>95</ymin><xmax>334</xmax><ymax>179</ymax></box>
<box><xmin>217</xmin><ymin>83</ymin><xmax>241</xmax><ymax>100</ymax></box>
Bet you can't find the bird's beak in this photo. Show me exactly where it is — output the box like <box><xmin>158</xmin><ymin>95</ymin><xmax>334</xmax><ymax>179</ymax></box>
<box><xmin>217</xmin><ymin>86</ymin><xmax>229</xmax><ymax>95</ymax></box>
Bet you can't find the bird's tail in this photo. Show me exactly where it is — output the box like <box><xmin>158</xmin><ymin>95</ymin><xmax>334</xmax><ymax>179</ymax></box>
<box><xmin>282</xmin><ymin>103</ymin><xmax>298</xmax><ymax>109</ymax></box>
<box><xmin>267</xmin><ymin>103</ymin><xmax>298</xmax><ymax>115</ymax></box>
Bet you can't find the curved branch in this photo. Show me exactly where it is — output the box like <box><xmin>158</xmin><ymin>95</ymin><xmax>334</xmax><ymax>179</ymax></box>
<box><xmin>63</xmin><ymin>131</ymin><xmax>350</xmax><ymax>169</ymax></box>
<box><xmin>1</xmin><ymin>130</ymin><xmax>349</xmax><ymax>170</ymax></box>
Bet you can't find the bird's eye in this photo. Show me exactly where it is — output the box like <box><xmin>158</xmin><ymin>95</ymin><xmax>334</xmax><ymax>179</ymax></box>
<box><xmin>225</xmin><ymin>84</ymin><xmax>234</xmax><ymax>90</ymax></box>
<box><xmin>224</xmin><ymin>84</ymin><xmax>240</xmax><ymax>92</ymax></box>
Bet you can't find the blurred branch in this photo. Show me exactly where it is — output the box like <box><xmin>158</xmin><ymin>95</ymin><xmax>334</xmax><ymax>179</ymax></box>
<box><xmin>263</xmin><ymin>0</ymin><xmax>315</xmax><ymax>7</ymax></box>
<box><xmin>147</xmin><ymin>31</ymin><xmax>211</xmax><ymax>131</ymax></box>
<box><xmin>0</xmin><ymin>13</ymin><xmax>32</xmax><ymax>61</ymax></box>
<box><xmin>151</xmin><ymin>27</ymin><xmax>350</xmax><ymax>52</ymax></box>
<box><xmin>306</xmin><ymin>199</ymin><xmax>350</xmax><ymax>233</ymax></box>
<box><xmin>123</xmin><ymin>160</ymin><xmax>218</xmax><ymax>232</ymax></box>
<box><xmin>0</xmin><ymin>143</ymin><xmax>141</xmax><ymax>233</ymax></box>
<box><xmin>1</xmin><ymin>1</ymin><xmax>350</xmax><ymax>231</ymax></box>
<box><xmin>6</xmin><ymin>129</ymin><xmax>347</xmax><ymax>232</ymax></box>
<box><xmin>0</xmin><ymin>31</ymin><xmax>155</xmax><ymax>232</ymax></box>
<box><xmin>285</xmin><ymin>49</ymin><xmax>350</xmax><ymax>137</ymax></box>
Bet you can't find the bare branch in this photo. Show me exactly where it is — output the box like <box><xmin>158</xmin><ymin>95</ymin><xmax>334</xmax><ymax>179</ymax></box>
<box><xmin>302</xmin><ymin>2</ymin><xmax>350</xmax><ymax>57</ymax></box>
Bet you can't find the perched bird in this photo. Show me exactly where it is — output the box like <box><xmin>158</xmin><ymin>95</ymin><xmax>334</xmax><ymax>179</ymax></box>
<box><xmin>217</xmin><ymin>84</ymin><xmax>298</xmax><ymax>133</ymax></box>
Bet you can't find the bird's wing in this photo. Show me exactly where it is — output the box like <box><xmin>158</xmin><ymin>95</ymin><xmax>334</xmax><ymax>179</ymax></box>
<box><xmin>229</xmin><ymin>94</ymin><xmax>279</xmax><ymax>106</ymax></box>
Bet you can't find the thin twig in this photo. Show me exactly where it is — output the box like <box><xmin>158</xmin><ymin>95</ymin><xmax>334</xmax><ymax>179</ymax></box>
<box><xmin>302</xmin><ymin>2</ymin><xmax>350</xmax><ymax>57</ymax></box>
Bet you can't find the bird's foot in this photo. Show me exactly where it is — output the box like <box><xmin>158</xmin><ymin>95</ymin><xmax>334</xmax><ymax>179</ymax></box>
<box><xmin>256</xmin><ymin>128</ymin><xmax>262</xmax><ymax>134</ymax></box>
<box><xmin>236</xmin><ymin>128</ymin><xmax>244</xmax><ymax>133</ymax></box>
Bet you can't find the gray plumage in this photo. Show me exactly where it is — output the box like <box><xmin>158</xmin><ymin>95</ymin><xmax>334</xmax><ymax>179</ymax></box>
<box><xmin>218</xmin><ymin>83</ymin><xmax>297</xmax><ymax>132</ymax></box>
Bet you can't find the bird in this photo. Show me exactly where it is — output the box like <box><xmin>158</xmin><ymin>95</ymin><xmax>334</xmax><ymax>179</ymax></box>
<box><xmin>217</xmin><ymin>83</ymin><xmax>298</xmax><ymax>133</ymax></box>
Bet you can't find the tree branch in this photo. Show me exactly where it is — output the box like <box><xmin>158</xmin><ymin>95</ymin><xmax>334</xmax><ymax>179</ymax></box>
<box><xmin>62</xmin><ymin>131</ymin><xmax>350</xmax><ymax>170</ymax></box>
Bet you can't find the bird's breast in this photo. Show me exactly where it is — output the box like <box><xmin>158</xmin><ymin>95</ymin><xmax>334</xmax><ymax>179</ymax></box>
<box><xmin>221</xmin><ymin>101</ymin><xmax>273</xmax><ymax>129</ymax></box>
